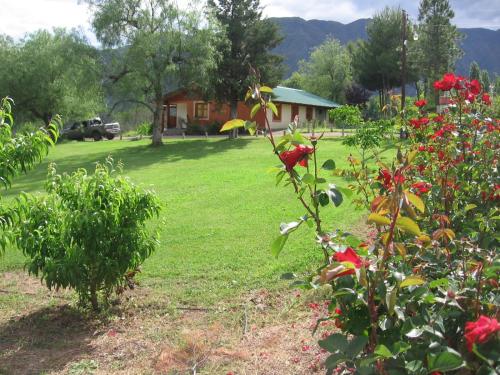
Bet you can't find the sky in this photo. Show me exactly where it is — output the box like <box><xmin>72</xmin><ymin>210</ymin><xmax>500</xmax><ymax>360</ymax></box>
<box><xmin>1</xmin><ymin>0</ymin><xmax>499</xmax><ymax>42</ymax></box>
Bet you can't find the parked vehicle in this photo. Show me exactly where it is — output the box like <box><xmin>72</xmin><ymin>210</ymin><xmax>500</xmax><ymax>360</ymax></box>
<box><xmin>62</xmin><ymin>118</ymin><xmax>120</xmax><ymax>141</ymax></box>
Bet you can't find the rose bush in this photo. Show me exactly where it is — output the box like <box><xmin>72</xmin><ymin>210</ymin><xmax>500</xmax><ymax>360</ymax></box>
<box><xmin>221</xmin><ymin>71</ymin><xmax>499</xmax><ymax>374</ymax></box>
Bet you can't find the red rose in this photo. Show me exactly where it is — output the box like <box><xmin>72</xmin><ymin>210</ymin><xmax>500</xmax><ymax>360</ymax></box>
<box><xmin>414</xmin><ymin>99</ymin><xmax>427</xmax><ymax>108</ymax></box>
<box><xmin>279</xmin><ymin>145</ymin><xmax>314</xmax><ymax>171</ymax></box>
<box><xmin>409</xmin><ymin>118</ymin><xmax>421</xmax><ymax>128</ymax></box>
<box><xmin>419</xmin><ymin>117</ymin><xmax>430</xmax><ymax>126</ymax></box>
<box><xmin>464</xmin><ymin>315</ymin><xmax>500</xmax><ymax>352</ymax></box>
<box><xmin>467</xmin><ymin>79</ymin><xmax>481</xmax><ymax>95</ymax></box>
<box><xmin>433</xmin><ymin>115</ymin><xmax>444</xmax><ymax>123</ymax></box>
<box><xmin>482</xmin><ymin>93</ymin><xmax>491</xmax><ymax>105</ymax></box>
<box><xmin>418</xmin><ymin>145</ymin><xmax>426</xmax><ymax>152</ymax></box>
<box><xmin>412</xmin><ymin>181</ymin><xmax>432</xmax><ymax>194</ymax></box>
<box><xmin>332</xmin><ymin>247</ymin><xmax>363</xmax><ymax>278</ymax></box>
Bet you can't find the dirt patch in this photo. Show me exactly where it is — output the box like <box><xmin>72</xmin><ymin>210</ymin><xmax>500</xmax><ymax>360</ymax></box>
<box><xmin>0</xmin><ymin>272</ymin><xmax>338</xmax><ymax>375</ymax></box>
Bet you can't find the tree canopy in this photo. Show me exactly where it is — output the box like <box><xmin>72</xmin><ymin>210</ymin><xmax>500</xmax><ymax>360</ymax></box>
<box><xmin>349</xmin><ymin>7</ymin><xmax>418</xmax><ymax>108</ymax></box>
<box><xmin>295</xmin><ymin>37</ymin><xmax>352</xmax><ymax>104</ymax></box>
<box><xmin>207</xmin><ymin>0</ymin><xmax>284</xmax><ymax>122</ymax></box>
<box><xmin>0</xmin><ymin>29</ymin><xmax>103</xmax><ymax>127</ymax></box>
<box><xmin>416</xmin><ymin>0</ymin><xmax>462</xmax><ymax>97</ymax></box>
<box><xmin>86</xmin><ymin>0</ymin><xmax>221</xmax><ymax>146</ymax></box>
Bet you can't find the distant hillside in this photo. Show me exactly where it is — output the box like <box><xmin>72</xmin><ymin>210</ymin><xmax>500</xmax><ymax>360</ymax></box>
<box><xmin>271</xmin><ymin>17</ymin><xmax>500</xmax><ymax>79</ymax></box>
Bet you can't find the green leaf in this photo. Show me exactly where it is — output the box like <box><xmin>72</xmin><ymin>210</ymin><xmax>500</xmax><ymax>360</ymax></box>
<box><xmin>374</xmin><ymin>344</ymin><xmax>393</xmax><ymax>358</ymax></box>
<box><xmin>327</xmin><ymin>185</ymin><xmax>343</xmax><ymax>207</ymax></box>
<box><xmin>367</xmin><ymin>213</ymin><xmax>391</xmax><ymax>226</ymax></box>
<box><xmin>271</xmin><ymin>234</ymin><xmax>288</xmax><ymax>258</ymax></box>
<box><xmin>259</xmin><ymin>86</ymin><xmax>273</xmax><ymax>93</ymax></box>
<box><xmin>275</xmin><ymin>170</ymin><xmax>286</xmax><ymax>186</ymax></box>
<box><xmin>301</xmin><ymin>173</ymin><xmax>315</xmax><ymax>185</ymax></box>
<box><xmin>250</xmin><ymin>103</ymin><xmax>261</xmax><ymax>119</ymax></box>
<box><xmin>400</xmin><ymin>275</ymin><xmax>426</xmax><ymax>288</ymax></box>
<box><xmin>345</xmin><ymin>336</ymin><xmax>368</xmax><ymax>359</ymax></box>
<box><xmin>319</xmin><ymin>333</ymin><xmax>348</xmax><ymax>353</ymax></box>
<box><xmin>291</xmin><ymin>131</ymin><xmax>308</xmax><ymax>145</ymax></box>
<box><xmin>220</xmin><ymin>119</ymin><xmax>245</xmax><ymax>132</ymax></box>
<box><xmin>244</xmin><ymin>121</ymin><xmax>257</xmax><ymax>135</ymax></box>
<box><xmin>324</xmin><ymin>353</ymin><xmax>348</xmax><ymax>369</ymax></box>
<box><xmin>427</xmin><ymin>351</ymin><xmax>464</xmax><ymax>372</ymax></box>
<box><xmin>395</xmin><ymin>216</ymin><xmax>421</xmax><ymax>236</ymax></box>
<box><xmin>318</xmin><ymin>191</ymin><xmax>329</xmax><ymax>206</ymax></box>
<box><xmin>429</xmin><ymin>278</ymin><xmax>449</xmax><ymax>289</ymax></box>
<box><xmin>405</xmin><ymin>191</ymin><xmax>425</xmax><ymax>213</ymax></box>
<box><xmin>465</xmin><ymin>203</ymin><xmax>477</xmax><ymax>212</ymax></box>
<box><xmin>267</xmin><ymin>101</ymin><xmax>278</xmax><ymax>117</ymax></box>
<box><xmin>322</xmin><ymin>159</ymin><xmax>336</xmax><ymax>170</ymax></box>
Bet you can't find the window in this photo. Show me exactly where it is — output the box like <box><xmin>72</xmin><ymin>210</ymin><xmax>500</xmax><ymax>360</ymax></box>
<box><xmin>272</xmin><ymin>103</ymin><xmax>282</xmax><ymax>122</ymax></box>
<box><xmin>194</xmin><ymin>102</ymin><xmax>209</xmax><ymax>119</ymax></box>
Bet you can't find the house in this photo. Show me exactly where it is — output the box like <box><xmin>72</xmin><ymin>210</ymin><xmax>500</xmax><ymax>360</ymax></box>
<box><xmin>162</xmin><ymin>86</ymin><xmax>340</xmax><ymax>132</ymax></box>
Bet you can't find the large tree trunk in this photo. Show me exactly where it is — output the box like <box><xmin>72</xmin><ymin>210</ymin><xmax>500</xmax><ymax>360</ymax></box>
<box><xmin>228</xmin><ymin>100</ymin><xmax>238</xmax><ymax>139</ymax></box>
<box><xmin>151</xmin><ymin>98</ymin><xmax>163</xmax><ymax>146</ymax></box>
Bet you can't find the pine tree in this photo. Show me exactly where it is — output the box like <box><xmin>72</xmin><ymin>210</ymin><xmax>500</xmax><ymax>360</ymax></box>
<box><xmin>416</xmin><ymin>0</ymin><xmax>463</xmax><ymax>100</ymax></box>
<box><xmin>480</xmin><ymin>70</ymin><xmax>491</xmax><ymax>93</ymax></box>
<box><xmin>469</xmin><ymin>61</ymin><xmax>481</xmax><ymax>81</ymax></box>
<box><xmin>207</xmin><ymin>0</ymin><xmax>284</xmax><ymax>138</ymax></box>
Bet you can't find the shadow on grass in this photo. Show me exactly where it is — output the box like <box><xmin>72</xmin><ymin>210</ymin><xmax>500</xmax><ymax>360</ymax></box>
<box><xmin>0</xmin><ymin>305</ymin><xmax>97</xmax><ymax>375</ymax></box>
<box><xmin>5</xmin><ymin>138</ymin><xmax>252</xmax><ymax>197</ymax></box>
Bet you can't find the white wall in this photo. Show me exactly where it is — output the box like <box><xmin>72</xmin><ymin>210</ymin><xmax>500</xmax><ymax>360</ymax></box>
<box><xmin>266</xmin><ymin>103</ymin><xmax>292</xmax><ymax>129</ymax></box>
<box><xmin>177</xmin><ymin>103</ymin><xmax>187</xmax><ymax>128</ymax></box>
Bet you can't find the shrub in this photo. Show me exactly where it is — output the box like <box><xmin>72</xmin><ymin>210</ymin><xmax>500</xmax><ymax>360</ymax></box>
<box><xmin>329</xmin><ymin>105</ymin><xmax>364</xmax><ymax>133</ymax></box>
<box><xmin>185</xmin><ymin>121</ymin><xmax>222</xmax><ymax>135</ymax></box>
<box><xmin>221</xmin><ymin>74</ymin><xmax>499</xmax><ymax>374</ymax></box>
<box><xmin>136</xmin><ymin>122</ymin><xmax>153</xmax><ymax>136</ymax></box>
<box><xmin>16</xmin><ymin>159</ymin><xmax>161</xmax><ymax>310</ymax></box>
<box><xmin>0</xmin><ymin>97</ymin><xmax>58</xmax><ymax>253</ymax></box>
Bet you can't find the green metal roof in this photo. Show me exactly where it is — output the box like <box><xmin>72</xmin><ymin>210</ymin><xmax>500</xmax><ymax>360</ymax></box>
<box><xmin>273</xmin><ymin>86</ymin><xmax>341</xmax><ymax>108</ymax></box>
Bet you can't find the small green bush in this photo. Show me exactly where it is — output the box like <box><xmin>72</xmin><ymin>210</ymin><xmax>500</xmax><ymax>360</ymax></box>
<box><xmin>185</xmin><ymin>121</ymin><xmax>222</xmax><ymax>135</ymax></box>
<box><xmin>16</xmin><ymin>158</ymin><xmax>161</xmax><ymax>310</ymax></box>
<box><xmin>136</xmin><ymin>122</ymin><xmax>153</xmax><ymax>136</ymax></box>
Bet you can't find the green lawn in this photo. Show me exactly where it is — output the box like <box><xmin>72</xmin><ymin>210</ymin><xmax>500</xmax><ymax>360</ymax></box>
<box><xmin>0</xmin><ymin>137</ymin><xmax>390</xmax><ymax>306</ymax></box>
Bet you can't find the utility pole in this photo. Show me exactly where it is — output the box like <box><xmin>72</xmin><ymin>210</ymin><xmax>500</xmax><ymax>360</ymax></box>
<box><xmin>401</xmin><ymin>9</ymin><xmax>407</xmax><ymax>112</ymax></box>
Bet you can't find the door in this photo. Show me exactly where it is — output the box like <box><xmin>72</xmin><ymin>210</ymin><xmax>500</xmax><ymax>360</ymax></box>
<box><xmin>167</xmin><ymin>105</ymin><xmax>177</xmax><ymax>128</ymax></box>
<box><xmin>291</xmin><ymin>104</ymin><xmax>299</xmax><ymax>123</ymax></box>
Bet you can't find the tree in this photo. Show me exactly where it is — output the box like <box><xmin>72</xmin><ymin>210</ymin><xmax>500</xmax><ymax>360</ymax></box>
<box><xmin>480</xmin><ymin>69</ymin><xmax>491</xmax><ymax>93</ymax></box>
<box><xmin>494</xmin><ymin>75</ymin><xmax>500</xmax><ymax>96</ymax></box>
<box><xmin>0</xmin><ymin>97</ymin><xmax>58</xmax><ymax>254</ymax></box>
<box><xmin>349</xmin><ymin>7</ymin><xmax>418</xmax><ymax>109</ymax></box>
<box><xmin>416</xmin><ymin>0</ymin><xmax>462</xmax><ymax>99</ymax></box>
<box><xmin>297</xmin><ymin>37</ymin><xmax>352</xmax><ymax>104</ymax></box>
<box><xmin>0</xmin><ymin>29</ymin><xmax>103</xmax><ymax>127</ymax></box>
<box><xmin>469</xmin><ymin>61</ymin><xmax>480</xmax><ymax>81</ymax></box>
<box><xmin>207</xmin><ymin>0</ymin><xmax>284</xmax><ymax>138</ymax></box>
<box><xmin>281</xmin><ymin>71</ymin><xmax>304</xmax><ymax>89</ymax></box>
<box><xmin>86</xmin><ymin>0</ymin><xmax>221</xmax><ymax>146</ymax></box>
<box><xmin>345</xmin><ymin>83</ymin><xmax>372</xmax><ymax>106</ymax></box>
<box><xmin>16</xmin><ymin>160</ymin><xmax>161</xmax><ymax>310</ymax></box>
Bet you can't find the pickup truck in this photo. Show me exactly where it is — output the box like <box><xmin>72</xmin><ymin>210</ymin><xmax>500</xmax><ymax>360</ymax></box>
<box><xmin>62</xmin><ymin>118</ymin><xmax>120</xmax><ymax>141</ymax></box>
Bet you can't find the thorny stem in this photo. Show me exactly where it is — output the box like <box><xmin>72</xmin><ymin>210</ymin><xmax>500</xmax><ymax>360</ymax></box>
<box><xmin>261</xmin><ymin>103</ymin><xmax>328</xmax><ymax>261</ymax></box>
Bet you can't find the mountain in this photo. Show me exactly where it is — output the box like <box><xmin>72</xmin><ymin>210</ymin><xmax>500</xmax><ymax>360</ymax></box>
<box><xmin>271</xmin><ymin>17</ymin><xmax>500</xmax><ymax>79</ymax></box>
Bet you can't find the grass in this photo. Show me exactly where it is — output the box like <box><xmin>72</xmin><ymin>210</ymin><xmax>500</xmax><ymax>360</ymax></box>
<box><xmin>0</xmin><ymin>136</ymin><xmax>397</xmax><ymax>374</ymax></box>
<box><xmin>1</xmin><ymin>137</ymin><xmax>393</xmax><ymax>305</ymax></box>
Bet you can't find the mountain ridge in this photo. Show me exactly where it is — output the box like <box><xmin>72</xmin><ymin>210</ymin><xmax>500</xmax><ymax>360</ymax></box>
<box><xmin>270</xmin><ymin>17</ymin><xmax>500</xmax><ymax>79</ymax></box>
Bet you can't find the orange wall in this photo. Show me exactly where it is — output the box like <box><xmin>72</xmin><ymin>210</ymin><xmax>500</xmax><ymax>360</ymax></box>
<box><xmin>165</xmin><ymin>91</ymin><xmax>266</xmax><ymax>128</ymax></box>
